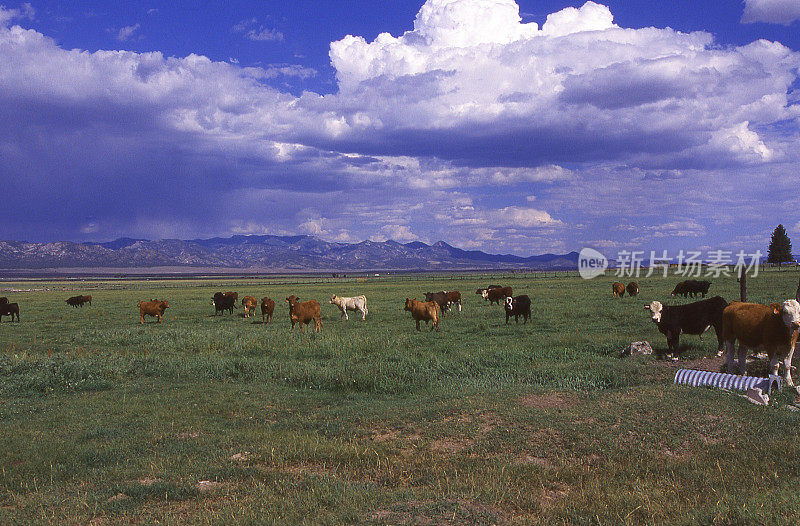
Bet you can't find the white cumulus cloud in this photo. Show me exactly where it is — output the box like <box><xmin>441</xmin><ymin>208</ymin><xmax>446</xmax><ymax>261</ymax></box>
<box><xmin>742</xmin><ymin>0</ymin><xmax>800</xmax><ymax>25</ymax></box>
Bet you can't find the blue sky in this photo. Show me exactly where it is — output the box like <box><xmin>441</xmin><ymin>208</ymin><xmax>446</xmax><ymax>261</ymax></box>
<box><xmin>1</xmin><ymin>0</ymin><xmax>799</xmax><ymax>256</ymax></box>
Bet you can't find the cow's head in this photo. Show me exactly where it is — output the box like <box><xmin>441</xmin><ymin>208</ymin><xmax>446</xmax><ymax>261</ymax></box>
<box><xmin>777</xmin><ymin>299</ymin><xmax>800</xmax><ymax>332</ymax></box>
<box><xmin>286</xmin><ymin>295</ymin><xmax>299</xmax><ymax>306</ymax></box>
<box><xmin>330</xmin><ymin>295</ymin><xmax>338</xmax><ymax>304</ymax></box>
<box><xmin>404</xmin><ymin>298</ymin><xmax>414</xmax><ymax>311</ymax></box>
<box><xmin>481</xmin><ymin>289</ymin><xmax>489</xmax><ymax>299</ymax></box>
<box><xmin>644</xmin><ymin>301</ymin><xmax>663</xmax><ymax>322</ymax></box>
<box><xmin>504</xmin><ymin>296</ymin><xmax>514</xmax><ymax>310</ymax></box>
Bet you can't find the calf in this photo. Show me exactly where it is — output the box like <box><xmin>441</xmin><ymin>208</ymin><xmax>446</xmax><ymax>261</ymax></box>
<box><xmin>286</xmin><ymin>295</ymin><xmax>322</xmax><ymax>333</ymax></box>
<box><xmin>241</xmin><ymin>296</ymin><xmax>258</xmax><ymax>318</ymax></box>
<box><xmin>261</xmin><ymin>297</ymin><xmax>275</xmax><ymax>324</ymax></box>
<box><xmin>212</xmin><ymin>292</ymin><xmax>236</xmax><ymax>315</ymax></box>
<box><xmin>484</xmin><ymin>286</ymin><xmax>513</xmax><ymax>305</ymax></box>
<box><xmin>138</xmin><ymin>300</ymin><xmax>169</xmax><ymax>324</ymax></box>
<box><xmin>0</xmin><ymin>302</ymin><xmax>20</xmax><ymax>322</ymax></box>
<box><xmin>612</xmin><ymin>282</ymin><xmax>625</xmax><ymax>297</ymax></box>
<box><xmin>330</xmin><ymin>294</ymin><xmax>368</xmax><ymax>320</ymax></box>
<box><xmin>722</xmin><ymin>300</ymin><xmax>800</xmax><ymax>386</ymax></box>
<box><xmin>444</xmin><ymin>290</ymin><xmax>462</xmax><ymax>312</ymax></box>
<box><xmin>626</xmin><ymin>282</ymin><xmax>639</xmax><ymax>297</ymax></box>
<box><xmin>424</xmin><ymin>291</ymin><xmax>449</xmax><ymax>316</ymax></box>
<box><xmin>404</xmin><ymin>298</ymin><xmax>440</xmax><ymax>332</ymax></box>
<box><xmin>504</xmin><ymin>295</ymin><xmax>531</xmax><ymax>324</ymax></box>
<box><xmin>644</xmin><ymin>296</ymin><xmax>728</xmax><ymax>359</ymax></box>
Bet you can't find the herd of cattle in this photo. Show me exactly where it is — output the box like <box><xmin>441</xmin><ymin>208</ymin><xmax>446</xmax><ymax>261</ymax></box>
<box><xmin>611</xmin><ymin>279</ymin><xmax>800</xmax><ymax>388</ymax></box>
<box><xmin>3</xmin><ymin>278</ymin><xmax>800</xmax><ymax>387</ymax></box>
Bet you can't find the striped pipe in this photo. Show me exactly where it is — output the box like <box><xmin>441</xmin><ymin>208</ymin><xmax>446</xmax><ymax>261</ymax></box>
<box><xmin>674</xmin><ymin>369</ymin><xmax>783</xmax><ymax>396</ymax></box>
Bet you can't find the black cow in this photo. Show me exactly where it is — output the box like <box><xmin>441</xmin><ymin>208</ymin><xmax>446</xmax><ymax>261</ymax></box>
<box><xmin>212</xmin><ymin>292</ymin><xmax>236</xmax><ymax>315</ymax></box>
<box><xmin>687</xmin><ymin>280</ymin><xmax>711</xmax><ymax>297</ymax></box>
<box><xmin>66</xmin><ymin>295</ymin><xmax>85</xmax><ymax>308</ymax></box>
<box><xmin>644</xmin><ymin>296</ymin><xmax>728</xmax><ymax>358</ymax></box>
<box><xmin>671</xmin><ymin>280</ymin><xmax>711</xmax><ymax>298</ymax></box>
<box><xmin>0</xmin><ymin>302</ymin><xmax>20</xmax><ymax>322</ymax></box>
<box><xmin>0</xmin><ymin>297</ymin><xmax>8</xmax><ymax>304</ymax></box>
<box><xmin>504</xmin><ymin>295</ymin><xmax>531</xmax><ymax>324</ymax></box>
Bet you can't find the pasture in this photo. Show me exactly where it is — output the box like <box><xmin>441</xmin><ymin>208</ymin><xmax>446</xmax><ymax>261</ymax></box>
<box><xmin>2</xmin><ymin>271</ymin><xmax>800</xmax><ymax>524</ymax></box>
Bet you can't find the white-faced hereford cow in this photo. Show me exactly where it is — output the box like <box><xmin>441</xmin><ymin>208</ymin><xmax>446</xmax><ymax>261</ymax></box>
<box><xmin>504</xmin><ymin>295</ymin><xmax>531</xmax><ymax>324</ymax></box>
<box><xmin>722</xmin><ymin>300</ymin><xmax>800</xmax><ymax>386</ymax></box>
<box><xmin>329</xmin><ymin>294</ymin><xmax>368</xmax><ymax>320</ymax></box>
<box><xmin>483</xmin><ymin>286</ymin><xmax>512</xmax><ymax>305</ymax></box>
<box><xmin>644</xmin><ymin>296</ymin><xmax>728</xmax><ymax>359</ymax></box>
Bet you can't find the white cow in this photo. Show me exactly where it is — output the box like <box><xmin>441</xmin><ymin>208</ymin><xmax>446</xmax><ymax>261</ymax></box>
<box><xmin>330</xmin><ymin>295</ymin><xmax>368</xmax><ymax>321</ymax></box>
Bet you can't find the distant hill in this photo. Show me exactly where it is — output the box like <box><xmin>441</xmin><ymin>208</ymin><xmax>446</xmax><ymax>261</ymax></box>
<box><xmin>0</xmin><ymin>235</ymin><xmax>580</xmax><ymax>271</ymax></box>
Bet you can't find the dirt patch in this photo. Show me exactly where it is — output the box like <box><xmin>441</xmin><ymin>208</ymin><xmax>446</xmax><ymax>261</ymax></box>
<box><xmin>107</xmin><ymin>492</ymin><xmax>129</xmax><ymax>502</ymax></box>
<box><xmin>518</xmin><ymin>392</ymin><xmax>578</xmax><ymax>410</ymax></box>
<box><xmin>429</xmin><ymin>437</ymin><xmax>474</xmax><ymax>454</ymax></box>
<box><xmin>280</xmin><ymin>461</ymin><xmax>338</xmax><ymax>478</ymax></box>
<box><xmin>655</xmin><ymin>356</ymin><xmax>724</xmax><ymax>371</ymax></box>
<box><xmin>538</xmin><ymin>483</ymin><xmax>570</xmax><ymax>510</ymax></box>
<box><xmin>137</xmin><ymin>477</ymin><xmax>161</xmax><ymax>486</ymax></box>
<box><xmin>366</xmin><ymin>499</ymin><xmax>504</xmax><ymax>525</ymax></box>
<box><xmin>518</xmin><ymin>454</ymin><xmax>554</xmax><ymax>469</ymax></box>
<box><xmin>195</xmin><ymin>480</ymin><xmax>227</xmax><ymax>493</ymax></box>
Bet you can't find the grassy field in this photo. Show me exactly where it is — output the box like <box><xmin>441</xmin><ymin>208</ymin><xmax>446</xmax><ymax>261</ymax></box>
<box><xmin>2</xmin><ymin>270</ymin><xmax>800</xmax><ymax>524</ymax></box>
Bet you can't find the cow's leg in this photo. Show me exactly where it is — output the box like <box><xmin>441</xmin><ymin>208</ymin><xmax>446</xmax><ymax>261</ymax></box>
<box><xmin>666</xmin><ymin>330</ymin><xmax>679</xmax><ymax>359</ymax></box>
<box><xmin>737</xmin><ymin>343</ymin><xmax>747</xmax><ymax>375</ymax></box>
<box><xmin>724</xmin><ymin>340</ymin><xmax>736</xmax><ymax>373</ymax></box>
<box><xmin>785</xmin><ymin>333</ymin><xmax>798</xmax><ymax>386</ymax></box>
<box><xmin>361</xmin><ymin>308</ymin><xmax>366</xmax><ymax>320</ymax></box>
<box><xmin>344</xmin><ymin>310</ymin><xmax>349</xmax><ymax>321</ymax></box>
<box><xmin>713</xmin><ymin>323</ymin><xmax>725</xmax><ymax>357</ymax></box>
<box><xmin>157</xmin><ymin>314</ymin><xmax>162</xmax><ymax>324</ymax></box>
<box><xmin>140</xmin><ymin>315</ymin><xmax>144</xmax><ymax>324</ymax></box>
<box><xmin>416</xmin><ymin>319</ymin><xmax>421</xmax><ymax>331</ymax></box>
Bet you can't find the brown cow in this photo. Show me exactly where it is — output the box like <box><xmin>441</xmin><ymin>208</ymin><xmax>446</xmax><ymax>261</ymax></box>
<box><xmin>404</xmin><ymin>298</ymin><xmax>440</xmax><ymax>332</ymax></box>
<box><xmin>261</xmin><ymin>297</ymin><xmax>275</xmax><ymax>324</ymax></box>
<box><xmin>445</xmin><ymin>290</ymin><xmax>462</xmax><ymax>312</ymax></box>
<box><xmin>612</xmin><ymin>282</ymin><xmax>625</xmax><ymax>297</ymax></box>
<box><xmin>225</xmin><ymin>291</ymin><xmax>238</xmax><ymax>302</ymax></box>
<box><xmin>626</xmin><ymin>282</ymin><xmax>639</xmax><ymax>297</ymax></box>
<box><xmin>722</xmin><ymin>299</ymin><xmax>800</xmax><ymax>386</ymax></box>
<box><xmin>0</xmin><ymin>302</ymin><xmax>20</xmax><ymax>322</ymax></box>
<box><xmin>484</xmin><ymin>286</ymin><xmax>512</xmax><ymax>305</ymax></box>
<box><xmin>424</xmin><ymin>291</ymin><xmax>449</xmax><ymax>316</ymax></box>
<box><xmin>138</xmin><ymin>300</ymin><xmax>169</xmax><ymax>324</ymax></box>
<box><xmin>286</xmin><ymin>295</ymin><xmax>322</xmax><ymax>333</ymax></box>
<box><xmin>241</xmin><ymin>296</ymin><xmax>258</xmax><ymax>318</ymax></box>
<box><xmin>82</xmin><ymin>295</ymin><xmax>92</xmax><ymax>305</ymax></box>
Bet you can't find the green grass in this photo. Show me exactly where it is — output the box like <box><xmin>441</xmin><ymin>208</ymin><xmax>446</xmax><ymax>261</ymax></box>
<box><xmin>2</xmin><ymin>270</ymin><xmax>800</xmax><ymax>524</ymax></box>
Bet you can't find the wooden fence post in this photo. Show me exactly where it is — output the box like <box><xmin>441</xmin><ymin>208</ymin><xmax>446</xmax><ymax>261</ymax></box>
<box><xmin>739</xmin><ymin>266</ymin><xmax>747</xmax><ymax>302</ymax></box>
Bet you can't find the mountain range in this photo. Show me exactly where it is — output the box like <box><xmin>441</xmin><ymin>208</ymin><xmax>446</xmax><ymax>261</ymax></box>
<box><xmin>0</xmin><ymin>235</ymin><xmax>580</xmax><ymax>271</ymax></box>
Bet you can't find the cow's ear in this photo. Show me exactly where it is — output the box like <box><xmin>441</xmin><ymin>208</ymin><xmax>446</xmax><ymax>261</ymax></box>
<box><xmin>643</xmin><ymin>305</ymin><xmax>651</xmax><ymax>311</ymax></box>
<box><xmin>771</xmin><ymin>303</ymin><xmax>781</xmax><ymax>315</ymax></box>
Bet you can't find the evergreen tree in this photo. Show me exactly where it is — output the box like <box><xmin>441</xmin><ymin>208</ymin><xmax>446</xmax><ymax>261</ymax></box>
<box><xmin>768</xmin><ymin>224</ymin><xmax>793</xmax><ymax>268</ymax></box>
